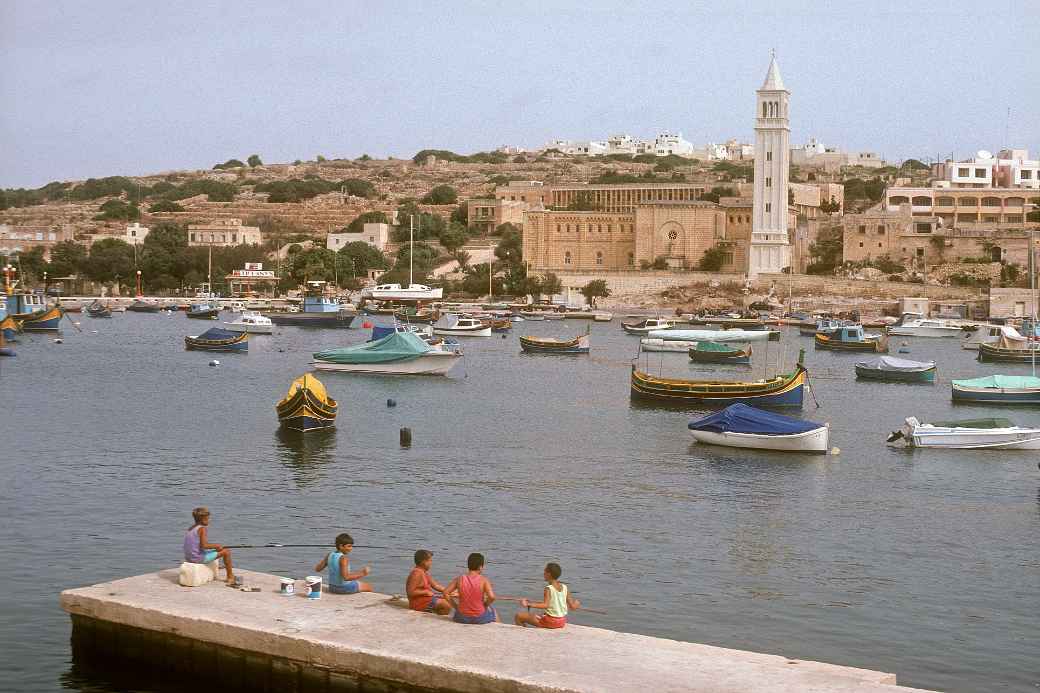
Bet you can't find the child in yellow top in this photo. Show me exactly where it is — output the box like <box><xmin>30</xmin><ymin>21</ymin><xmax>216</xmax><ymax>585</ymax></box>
<box><xmin>515</xmin><ymin>562</ymin><xmax>580</xmax><ymax>629</ymax></box>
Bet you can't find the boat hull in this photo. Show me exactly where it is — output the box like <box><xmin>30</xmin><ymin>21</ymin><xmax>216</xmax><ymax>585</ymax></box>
<box><xmin>814</xmin><ymin>333</ymin><xmax>886</xmax><ymax>352</ymax></box>
<box><xmin>184</xmin><ymin>334</ymin><xmax>249</xmax><ymax>352</ymax></box>
<box><xmin>641</xmin><ymin>339</ymin><xmax>697</xmax><ymax>352</ymax></box>
<box><xmin>855</xmin><ymin>366</ymin><xmax>936</xmax><ymax>383</ymax></box>
<box><xmin>887</xmin><ymin>326</ymin><xmax>964</xmax><ymax>337</ymax></box>
<box><xmin>688</xmin><ymin>346</ymin><xmax>752</xmax><ymax>364</ymax></box>
<box><xmin>519</xmin><ymin>336</ymin><xmax>589</xmax><ymax>354</ymax></box>
<box><xmin>276</xmin><ymin>381</ymin><xmax>337</xmax><ymax>432</ymax></box>
<box><xmin>977</xmin><ymin>344</ymin><xmax>1040</xmax><ymax>363</ymax></box>
<box><xmin>187</xmin><ymin>309</ymin><xmax>220</xmax><ymax>319</ymax></box>
<box><xmin>951</xmin><ymin>385</ymin><xmax>1040</xmax><ymax>404</ymax></box>
<box><xmin>690</xmin><ymin>426</ymin><xmax>829</xmax><ymax>453</ymax></box>
<box><xmin>267</xmin><ymin>313</ymin><xmax>355</xmax><ymax>328</ymax></box>
<box><xmin>433</xmin><ymin>326</ymin><xmax>491</xmax><ymax>337</ymax></box>
<box><xmin>631</xmin><ymin>366</ymin><xmax>806</xmax><ymax>408</ymax></box>
<box><xmin>311</xmin><ymin>352</ymin><xmax>460</xmax><ymax>375</ymax></box>
<box><xmin>20</xmin><ymin>307</ymin><xmax>63</xmax><ymax>331</ymax></box>
<box><xmin>908</xmin><ymin>429</ymin><xmax>1040</xmax><ymax>449</ymax></box>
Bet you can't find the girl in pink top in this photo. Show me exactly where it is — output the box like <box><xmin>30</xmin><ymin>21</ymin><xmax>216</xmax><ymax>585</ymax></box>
<box><xmin>444</xmin><ymin>553</ymin><xmax>498</xmax><ymax>624</ymax></box>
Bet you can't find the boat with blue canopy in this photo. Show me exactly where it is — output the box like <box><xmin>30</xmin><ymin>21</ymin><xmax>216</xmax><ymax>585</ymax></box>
<box><xmin>950</xmin><ymin>374</ymin><xmax>1040</xmax><ymax>404</ymax></box>
<box><xmin>184</xmin><ymin>327</ymin><xmax>249</xmax><ymax>352</ymax></box>
<box><xmin>855</xmin><ymin>356</ymin><xmax>936</xmax><ymax>383</ymax></box>
<box><xmin>688</xmin><ymin>403</ymin><xmax>829</xmax><ymax>453</ymax></box>
<box><xmin>186</xmin><ymin>303</ymin><xmax>220</xmax><ymax>319</ymax></box>
<box><xmin>312</xmin><ymin>330</ymin><xmax>461</xmax><ymax>375</ymax></box>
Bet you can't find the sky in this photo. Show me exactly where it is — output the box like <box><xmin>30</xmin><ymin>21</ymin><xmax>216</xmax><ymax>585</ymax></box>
<box><xmin>1</xmin><ymin>0</ymin><xmax>1038</xmax><ymax>188</ymax></box>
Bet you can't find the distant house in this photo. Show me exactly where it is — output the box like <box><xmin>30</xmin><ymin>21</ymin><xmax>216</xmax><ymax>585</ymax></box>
<box><xmin>0</xmin><ymin>224</ymin><xmax>71</xmax><ymax>259</ymax></box>
<box><xmin>327</xmin><ymin>223</ymin><xmax>389</xmax><ymax>252</ymax></box>
<box><xmin>187</xmin><ymin>218</ymin><xmax>261</xmax><ymax>246</ymax></box>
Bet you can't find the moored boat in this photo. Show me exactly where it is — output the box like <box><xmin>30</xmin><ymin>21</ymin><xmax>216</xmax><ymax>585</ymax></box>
<box><xmin>519</xmin><ymin>330</ymin><xmax>590</xmax><ymax>354</ymax></box>
<box><xmin>798</xmin><ymin>318</ymin><xmax>848</xmax><ymax>337</ymax></box>
<box><xmin>127</xmin><ymin>299</ymin><xmax>161</xmax><ymax>313</ymax></box>
<box><xmin>688</xmin><ymin>341</ymin><xmax>752</xmax><ymax>364</ymax></box>
<box><xmin>266</xmin><ymin>282</ymin><xmax>355</xmax><ymax>328</ymax></box>
<box><xmin>888</xmin><ymin>416</ymin><xmax>1040</xmax><ymax>449</ymax></box>
<box><xmin>814</xmin><ymin>325</ymin><xmax>887</xmax><ymax>352</ymax></box>
<box><xmin>184</xmin><ymin>327</ymin><xmax>249</xmax><ymax>352</ymax></box>
<box><xmin>312</xmin><ymin>330</ymin><xmax>461</xmax><ymax>375</ymax></box>
<box><xmin>854</xmin><ymin>356</ymin><xmax>936</xmax><ymax>383</ymax></box>
<box><xmin>688</xmin><ymin>403</ymin><xmax>829</xmax><ymax>453</ymax></box>
<box><xmin>648</xmin><ymin>328</ymin><xmax>772</xmax><ymax>343</ymax></box>
<box><xmin>631</xmin><ymin>351</ymin><xmax>806</xmax><ymax>407</ymax></box>
<box><xmin>0</xmin><ymin>314</ymin><xmax>20</xmax><ymax>342</ymax></box>
<box><xmin>223</xmin><ymin>311</ymin><xmax>273</xmax><ymax>334</ymax></box>
<box><xmin>887</xmin><ymin>313</ymin><xmax>965</xmax><ymax>338</ymax></box>
<box><xmin>962</xmin><ymin>324</ymin><xmax>1024</xmax><ymax>350</ymax></box>
<box><xmin>20</xmin><ymin>305</ymin><xmax>63</xmax><ymax>331</ymax></box>
<box><xmin>362</xmin><ymin>283</ymin><xmax>443</xmax><ymax>301</ymax></box>
<box><xmin>950</xmin><ymin>375</ymin><xmax>1040</xmax><ymax>404</ymax></box>
<box><xmin>433</xmin><ymin>314</ymin><xmax>491</xmax><ymax>337</ymax></box>
<box><xmin>621</xmin><ymin>318</ymin><xmax>678</xmax><ymax>334</ymax></box>
<box><xmin>186</xmin><ymin>303</ymin><xmax>220</xmax><ymax>319</ymax></box>
<box><xmin>276</xmin><ymin>373</ymin><xmax>338</xmax><ymax>432</ymax></box>
<box><xmin>977</xmin><ymin>337</ymin><xmax>1040</xmax><ymax>363</ymax></box>
<box><xmin>85</xmin><ymin>300</ymin><xmax>112</xmax><ymax>318</ymax></box>
<box><xmin>640</xmin><ymin>338</ymin><xmax>697</xmax><ymax>353</ymax></box>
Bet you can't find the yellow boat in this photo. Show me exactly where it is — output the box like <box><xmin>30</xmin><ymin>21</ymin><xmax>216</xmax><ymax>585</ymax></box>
<box><xmin>275</xmin><ymin>374</ymin><xmax>338</xmax><ymax>432</ymax></box>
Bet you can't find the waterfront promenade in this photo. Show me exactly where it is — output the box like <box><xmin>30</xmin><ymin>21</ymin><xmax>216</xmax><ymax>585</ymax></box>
<box><xmin>62</xmin><ymin>569</ymin><xmax>933</xmax><ymax>692</ymax></box>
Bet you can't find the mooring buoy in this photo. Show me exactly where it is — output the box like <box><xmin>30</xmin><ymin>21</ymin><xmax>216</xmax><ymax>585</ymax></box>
<box><xmin>209</xmin><ymin>360</ymin><xmax>220</xmax><ymax>367</ymax></box>
<box><xmin>387</xmin><ymin>399</ymin><xmax>396</xmax><ymax>408</ymax></box>
<box><xmin>400</xmin><ymin>427</ymin><xmax>412</xmax><ymax>447</ymax></box>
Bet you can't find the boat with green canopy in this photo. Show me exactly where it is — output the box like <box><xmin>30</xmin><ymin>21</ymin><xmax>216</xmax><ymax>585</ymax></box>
<box><xmin>950</xmin><ymin>374</ymin><xmax>1040</xmax><ymax>404</ymax></box>
<box><xmin>688</xmin><ymin>341</ymin><xmax>752</xmax><ymax>364</ymax></box>
<box><xmin>311</xmin><ymin>330</ymin><xmax>462</xmax><ymax>375</ymax></box>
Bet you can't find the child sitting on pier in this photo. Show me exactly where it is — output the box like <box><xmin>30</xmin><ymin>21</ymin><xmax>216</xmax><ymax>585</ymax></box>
<box><xmin>444</xmin><ymin>553</ymin><xmax>498</xmax><ymax>624</ymax></box>
<box><xmin>183</xmin><ymin>507</ymin><xmax>235</xmax><ymax>585</ymax></box>
<box><xmin>406</xmin><ymin>549</ymin><xmax>452</xmax><ymax>615</ymax></box>
<box><xmin>314</xmin><ymin>533</ymin><xmax>372</xmax><ymax>594</ymax></box>
<box><xmin>514</xmin><ymin>562</ymin><xmax>580</xmax><ymax>629</ymax></box>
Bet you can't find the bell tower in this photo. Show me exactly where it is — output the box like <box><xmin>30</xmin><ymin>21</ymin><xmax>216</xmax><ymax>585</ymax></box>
<box><xmin>749</xmin><ymin>52</ymin><xmax>791</xmax><ymax>278</ymax></box>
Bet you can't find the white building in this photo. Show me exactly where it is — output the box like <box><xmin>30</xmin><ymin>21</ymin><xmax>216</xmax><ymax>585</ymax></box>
<box><xmin>749</xmin><ymin>53</ymin><xmax>792</xmax><ymax>278</ymax></box>
<box><xmin>187</xmin><ymin>218</ymin><xmax>262</xmax><ymax>246</ymax></box>
<box><xmin>934</xmin><ymin>149</ymin><xmax>1039</xmax><ymax>189</ymax></box>
<box><xmin>327</xmin><ymin>223</ymin><xmax>390</xmax><ymax>252</ymax></box>
<box><xmin>652</xmin><ymin>132</ymin><xmax>694</xmax><ymax>156</ymax></box>
<box><xmin>125</xmin><ymin>222</ymin><xmax>149</xmax><ymax>245</ymax></box>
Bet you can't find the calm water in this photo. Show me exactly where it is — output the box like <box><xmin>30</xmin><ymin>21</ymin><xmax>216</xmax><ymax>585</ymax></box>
<box><xmin>1</xmin><ymin>313</ymin><xmax>1038</xmax><ymax>692</ymax></box>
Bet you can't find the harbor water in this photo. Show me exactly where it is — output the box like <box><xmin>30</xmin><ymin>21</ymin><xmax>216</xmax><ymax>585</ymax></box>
<box><xmin>1</xmin><ymin>313</ymin><xmax>1038</xmax><ymax>692</ymax></box>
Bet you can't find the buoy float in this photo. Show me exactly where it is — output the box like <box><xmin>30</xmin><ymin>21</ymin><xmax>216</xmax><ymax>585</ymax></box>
<box><xmin>387</xmin><ymin>399</ymin><xmax>396</xmax><ymax>408</ymax></box>
<box><xmin>209</xmin><ymin>360</ymin><xmax>220</xmax><ymax>367</ymax></box>
<box><xmin>830</xmin><ymin>447</ymin><xmax>840</xmax><ymax>455</ymax></box>
<box><xmin>53</xmin><ymin>338</ymin><xmax>63</xmax><ymax>344</ymax></box>
<box><xmin>362</xmin><ymin>321</ymin><xmax>373</xmax><ymax>329</ymax></box>
<box><xmin>400</xmin><ymin>427</ymin><xmax>412</xmax><ymax>447</ymax></box>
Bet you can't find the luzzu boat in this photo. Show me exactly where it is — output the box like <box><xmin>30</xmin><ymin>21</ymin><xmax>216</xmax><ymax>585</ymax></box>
<box><xmin>977</xmin><ymin>336</ymin><xmax>1040</xmax><ymax>363</ymax></box>
<box><xmin>1</xmin><ymin>314</ymin><xmax>22</xmax><ymax>342</ymax></box>
<box><xmin>6</xmin><ymin>291</ymin><xmax>63</xmax><ymax>331</ymax></box>
<box><xmin>688</xmin><ymin>403</ymin><xmax>829</xmax><ymax>453</ymax></box>
<box><xmin>814</xmin><ymin>325</ymin><xmax>886</xmax><ymax>352</ymax></box>
<box><xmin>184</xmin><ymin>327</ymin><xmax>249</xmax><ymax>352</ymax></box>
<box><xmin>519</xmin><ymin>330</ymin><xmax>590</xmax><ymax>354</ymax></box>
<box><xmin>276</xmin><ymin>373</ymin><xmax>338</xmax><ymax>432</ymax></box>
<box><xmin>631</xmin><ymin>351</ymin><xmax>806</xmax><ymax>407</ymax></box>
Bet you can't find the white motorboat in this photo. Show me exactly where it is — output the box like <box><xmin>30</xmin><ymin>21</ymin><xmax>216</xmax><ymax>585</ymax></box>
<box><xmin>688</xmin><ymin>404</ymin><xmax>830</xmax><ymax>453</ymax></box>
<box><xmin>888</xmin><ymin>416</ymin><xmax>1040</xmax><ymax>449</ymax></box>
<box><xmin>518</xmin><ymin>311</ymin><xmax>546</xmax><ymax>321</ymax></box>
<box><xmin>961</xmin><ymin>324</ymin><xmax>1025</xmax><ymax>350</ymax></box>
<box><xmin>224</xmin><ymin>311</ymin><xmax>274</xmax><ymax>334</ymax></box>
<box><xmin>648</xmin><ymin>328</ymin><xmax>772</xmax><ymax>342</ymax></box>
<box><xmin>311</xmin><ymin>331</ymin><xmax>462</xmax><ymax>375</ymax></box>
<box><xmin>433</xmin><ymin>314</ymin><xmax>491</xmax><ymax>337</ymax></box>
<box><xmin>543</xmin><ymin>313</ymin><xmax>566</xmax><ymax>321</ymax></box>
<box><xmin>621</xmin><ymin>317</ymin><xmax>679</xmax><ymax>334</ymax></box>
<box><xmin>640</xmin><ymin>338</ymin><xmax>698</xmax><ymax>352</ymax></box>
<box><xmin>361</xmin><ymin>283</ymin><xmax>444</xmax><ymax>301</ymax></box>
<box><xmin>887</xmin><ymin>313</ymin><xmax>965</xmax><ymax>337</ymax></box>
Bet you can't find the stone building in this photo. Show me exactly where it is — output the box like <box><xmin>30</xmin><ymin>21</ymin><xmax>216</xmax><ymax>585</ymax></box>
<box><xmin>0</xmin><ymin>224</ymin><xmax>71</xmax><ymax>259</ymax></box>
<box><xmin>326</xmin><ymin>223</ymin><xmax>390</xmax><ymax>252</ymax></box>
<box><xmin>187</xmin><ymin>218</ymin><xmax>262</xmax><ymax>246</ymax></box>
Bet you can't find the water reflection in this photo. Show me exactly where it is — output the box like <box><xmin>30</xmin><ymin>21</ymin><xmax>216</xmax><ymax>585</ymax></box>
<box><xmin>274</xmin><ymin>427</ymin><xmax>337</xmax><ymax>487</ymax></box>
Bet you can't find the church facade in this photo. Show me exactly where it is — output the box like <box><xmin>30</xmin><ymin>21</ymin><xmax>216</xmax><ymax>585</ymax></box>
<box><xmin>520</xmin><ymin>55</ymin><xmax>794</xmax><ymax>277</ymax></box>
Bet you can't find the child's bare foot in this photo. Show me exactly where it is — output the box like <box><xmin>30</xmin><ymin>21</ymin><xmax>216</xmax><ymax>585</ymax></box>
<box><xmin>225</xmin><ymin>576</ymin><xmax>236</xmax><ymax>585</ymax></box>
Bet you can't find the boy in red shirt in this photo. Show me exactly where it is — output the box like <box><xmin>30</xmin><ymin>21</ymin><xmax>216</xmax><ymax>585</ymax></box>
<box><xmin>405</xmin><ymin>549</ymin><xmax>452</xmax><ymax>615</ymax></box>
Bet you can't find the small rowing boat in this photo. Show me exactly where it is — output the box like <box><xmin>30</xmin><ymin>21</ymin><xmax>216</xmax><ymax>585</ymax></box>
<box><xmin>519</xmin><ymin>330</ymin><xmax>590</xmax><ymax>354</ymax></box>
<box><xmin>184</xmin><ymin>327</ymin><xmax>249</xmax><ymax>352</ymax></box>
<box><xmin>688</xmin><ymin>403</ymin><xmax>829</xmax><ymax>453</ymax></box>
<box><xmin>688</xmin><ymin>341</ymin><xmax>751</xmax><ymax>364</ymax></box>
<box><xmin>888</xmin><ymin>416</ymin><xmax>1040</xmax><ymax>449</ymax></box>
<box><xmin>854</xmin><ymin>356</ymin><xmax>936</xmax><ymax>383</ymax></box>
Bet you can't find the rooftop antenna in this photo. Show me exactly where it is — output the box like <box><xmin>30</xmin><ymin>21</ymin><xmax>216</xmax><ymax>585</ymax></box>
<box><xmin>1004</xmin><ymin>106</ymin><xmax>1010</xmax><ymax>151</ymax></box>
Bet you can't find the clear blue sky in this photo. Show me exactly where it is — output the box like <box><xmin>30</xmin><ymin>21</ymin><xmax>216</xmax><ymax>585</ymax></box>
<box><xmin>2</xmin><ymin>0</ymin><xmax>1038</xmax><ymax>188</ymax></box>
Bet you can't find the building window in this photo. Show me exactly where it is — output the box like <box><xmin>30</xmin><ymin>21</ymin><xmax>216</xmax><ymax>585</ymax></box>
<box><xmin>627</xmin><ymin>252</ymin><xmax>634</xmax><ymax>266</ymax></box>
<box><xmin>858</xmin><ymin>225</ymin><xmax>866</xmax><ymax>234</ymax></box>
<box><xmin>915</xmin><ymin>223</ymin><xmax>931</xmax><ymax>233</ymax></box>
<box><xmin>958</xmin><ymin>167</ymin><xmax>970</xmax><ymax>177</ymax></box>
<box><xmin>190</xmin><ymin>233</ymin><xmax>196</xmax><ymax>242</ymax></box>
<box><xmin>916</xmin><ymin>248</ymin><xmax>924</xmax><ymax>257</ymax></box>
<box><xmin>564</xmin><ymin>252</ymin><xmax>572</xmax><ymax>265</ymax></box>
<box><xmin>556</xmin><ymin>224</ymin><xmax>561</xmax><ymax>233</ymax></box>
<box><xmin>1023</xmin><ymin>170</ymin><xmax>1033</xmax><ymax>179</ymax></box>
<box><xmin>596</xmin><ymin>252</ymin><xmax>603</xmax><ymax>265</ymax></box>
<box><xmin>765</xmin><ymin>203</ymin><xmax>771</xmax><ymax>213</ymax></box>
<box><xmin>766</xmin><ymin>151</ymin><xmax>772</xmax><ymax>162</ymax></box>
<box><xmin>766</xmin><ymin>177</ymin><xmax>772</xmax><ymax>187</ymax></box>
<box><xmin>859</xmin><ymin>242</ymin><xmax>864</xmax><ymax>248</ymax></box>
<box><xmin>975</xmin><ymin>168</ymin><xmax>986</xmax><ymax>177</ymax></box>
<box><xmin>232</xmin><ymin>234</ymin><xmax>237</xmax><ymax>243</ymax></box>
<box><xmin>878</xmin><ymin>242</ymin><xmax>883</xmax><ymax>248</ymax></box>
<box><xmin>877</xmin><ymin>225</ymin><xmax>885</xmax><ymax>234</ymax></box>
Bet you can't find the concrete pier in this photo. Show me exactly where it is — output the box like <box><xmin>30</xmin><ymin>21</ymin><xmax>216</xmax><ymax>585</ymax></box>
<box><xmin>61</xmin><ymin>569</ymin><xmax>934</xmax><ymax>693</ymax></box>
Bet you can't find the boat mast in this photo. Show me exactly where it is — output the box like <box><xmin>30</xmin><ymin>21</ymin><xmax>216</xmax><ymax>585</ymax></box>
<box><xmin>207</xmin><ymin>245</ymin><xmax>212</xmax><ymax>296</ymax></box>
<box><xmin>409</xmin><ymin>215</ymin><xmax>414</xmax><ymax>287</ymax></box>
<box><xmin>489</xmin><ymin>240</ymin><xmax>493</xmax><ymax>300</ymax></box>
<box><xmin>1032</xmin><ymin>228</ymin><xmax>1036</xmax><ymax>377</ymax></box>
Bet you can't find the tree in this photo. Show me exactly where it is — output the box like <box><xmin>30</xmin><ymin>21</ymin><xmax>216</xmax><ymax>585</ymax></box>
<box><xmin>901</xmin><ymin>159</ymin><xmax>929</xmax><ymax>171</ymax></box>
<box><xmin>438</xmin><ymin>224</ymin><xmax>468</xmax><ymax>254</ymax></box>
<box><xmin>580</xmin><ymin>279</ymin><xmax>610</xmax><ymax>308</ymax></box>
<box><xmin>14</xmin><ymin>246</ymin><xmax>47</xmax><ymax>284</ymax></box>
<box><xmin>819</xmin><ymin>196</ymin><xmax>841</xmax><ymax>214</ymax></box>
<box><xmin>806</xmin><ymin>222</ymin><xmax>843</xmax><ymax>274</ymax></box>
<box><xmin>494</xmin><ymin>224</ymin><xmax>523</xmax><ymax>266</ymax></box>
<box><xmin>149</xmin><ymin>200</ymin><xmax>184</xmax><ymax>213</ymax></box>
<box><xmin>94</xmin><ymin>199</ymin><xmax>140</xmax><ymax>221</ymax></box>
<box><xmin>345</xmin><ymin>211</ymin><xmax>389</xmax><ymax>234</ymax></box>
<box><xmin>461</xmin><ymin>262</ymin><xmax>503</xmax><ymax>296</ymax></box>
<box><xmin>450</xmin><ymin>204</ymin><xmax>468</xmax><ymax>226</ymax></box>
<box><xmin>247</xmin><ymin>154</ymin><xmax>263</xmax><ymax>167</ymax></box>
<box><xmin>421</xmin><ymin>185</ymin><xmax>458</xmax><ymax>205</ymax></box>
<box><xmin>540</xmin><ymin>272</ymin><xmax>562</xmax><ymax>299</ymax></box>
<box><xmin>47</xmin><ymin>240</ymin><xmax>87</xmax><ymax>277</ymax></box>
<box><xmin>393</xmin><ymin>200</ymin><xmax>445</xmax><ymax>241</ymax></box>
<box><xmin>452</xmin><ymin>249</ymin><xmax>472</xmax><ymax>271</ymax></box>
<box><xmin>213</xmin><ymin>159</ymin><xmax>246</xmax><ymax>169</ymax></box>
<box><xmin>141</xmin><ymin>222</ymin><xmax>189</xmax><ymax>288</ymax></box>
<box><xmin>337</xmin><ymin>242</ymin><xmax>387</xmax><ymax>280</ymax></box>
<box><xmin>699</xmin><ymin>186</ymin><xmax>736</xmax><ymax>203</ymax></box>
<box><xmin>84</xmin><ymin>238</ymin><xmax>136</xmax><ymax>285</ymax></box>
<box><xmin>697</xmin><ymin>246</ymin><xmax>727</xmax><ymax>271</ymax></box>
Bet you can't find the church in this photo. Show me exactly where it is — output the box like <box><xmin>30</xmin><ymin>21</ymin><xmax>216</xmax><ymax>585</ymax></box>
<box><xmin>521</xmin><ymin>55</ymin><xmax>793</xmax><ymax>278</ymax></box>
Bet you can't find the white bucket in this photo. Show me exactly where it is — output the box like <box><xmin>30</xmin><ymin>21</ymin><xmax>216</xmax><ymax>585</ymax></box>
<box><xmin>279</xmin><ymin>578</ymin><xmax>295</xmax><ymax>596</ymax></box>
<box><xmin>305</xmin><ymin>575</ymin><xmax>322</xmax><ymax>599</ymax></box>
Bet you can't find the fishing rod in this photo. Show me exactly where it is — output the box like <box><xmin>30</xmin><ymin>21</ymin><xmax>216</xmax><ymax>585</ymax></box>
<box><xmin>497</xmin><ymin>595</ymin><xmax>608</xmax><ymax>615</ymax></box>
<box><xmin>224</xmin><ymin>542</ymin><xmax>391</xmax><ymax>550</ymax></box>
